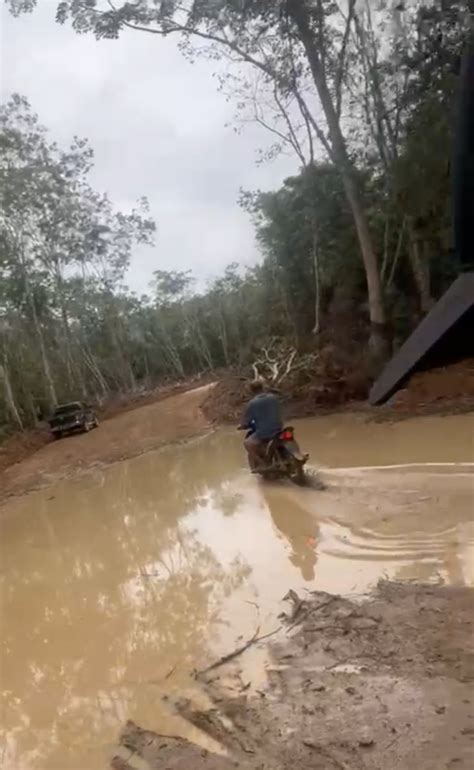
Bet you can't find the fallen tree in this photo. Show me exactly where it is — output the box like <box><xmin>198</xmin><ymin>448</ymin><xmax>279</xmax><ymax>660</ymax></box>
<box><xmin>204</xmin><ymin>342</ymin><xmax>371</xmax><ymax>423</ymax></box>
<box><xmin>251</xmin><ymin>338</ymin><xmax>319</xmax><ymax>386</ymax></box>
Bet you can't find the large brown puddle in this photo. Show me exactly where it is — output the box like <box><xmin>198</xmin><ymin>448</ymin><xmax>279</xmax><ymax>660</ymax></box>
<box><xmin>1</xmin><ymin>413</ymin><xmax>473</xmax><ymax>769</ymax></box>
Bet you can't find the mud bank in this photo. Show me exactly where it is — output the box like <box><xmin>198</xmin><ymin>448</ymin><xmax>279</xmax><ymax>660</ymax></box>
<box><xmin>0</xmin><ymin>384</ymin><xmax>213</xmax><ymax>504</ymax></box>
<box><xmin>202</xmin><ymin>359</ymin><xmax>474</xmax><ymax>425</ymax></box>
<box><xmin>112</xmin><ymin>581</ymin><xmax>474</xmax><ymax>770</ymax></box>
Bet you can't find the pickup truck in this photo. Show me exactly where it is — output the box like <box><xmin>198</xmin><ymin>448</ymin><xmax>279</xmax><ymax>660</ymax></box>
<box><xmin>49</xmin><ymin>402</ymin><xmax>99</xmax><ymax>440</ymax></box>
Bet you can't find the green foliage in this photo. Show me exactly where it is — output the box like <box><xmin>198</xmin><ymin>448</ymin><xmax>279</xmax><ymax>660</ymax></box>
<box><xmin>243</xmin><ymin>163</ymin><xmax>363</xmax><ymax>340</ymax></box>
<box><xmin>0</xmin><ymin>96</ymin><xmax>156</xmax><ymax>425</ymax></box>
<box><xmin>1</xmin><ymin>1</ymin><xmax>469</xmax><ymax>432</ymax></box>
<box><xmin>0</xmin><ymin>95</ymin><xmax>291</xmax><ymax>430</ymax></box>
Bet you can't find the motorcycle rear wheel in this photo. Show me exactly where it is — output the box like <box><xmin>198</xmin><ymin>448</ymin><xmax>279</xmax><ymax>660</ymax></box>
<box><xmin>291</xmin><ymin>460</ymin><xmax>306</xmax><ymax>485</ymax></box>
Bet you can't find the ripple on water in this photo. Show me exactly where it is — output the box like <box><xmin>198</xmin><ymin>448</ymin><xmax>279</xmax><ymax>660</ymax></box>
<box><xmin>0</xmin><ymin>413</ymin><xmax>473</xmax><ymax>769</ymax></box>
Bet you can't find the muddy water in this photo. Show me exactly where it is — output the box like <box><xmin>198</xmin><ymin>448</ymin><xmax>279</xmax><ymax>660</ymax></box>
<box><xmin>1</xmin><ymin>413</ymin><xmax>473</xmax><ymax>769</ymax></box>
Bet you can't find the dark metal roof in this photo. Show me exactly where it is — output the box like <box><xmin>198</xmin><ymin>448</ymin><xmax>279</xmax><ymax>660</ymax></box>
<box><xmin>370</xmin><ymin>272</ymin><xmax>474</xmax><ymax>405</ymax></box>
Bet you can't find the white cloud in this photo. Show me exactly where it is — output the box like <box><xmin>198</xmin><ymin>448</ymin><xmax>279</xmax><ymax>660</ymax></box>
<box><xmin>1</xmin><ymin>1</ymin><xmax>298</xmax><ymax>293</ymax></box>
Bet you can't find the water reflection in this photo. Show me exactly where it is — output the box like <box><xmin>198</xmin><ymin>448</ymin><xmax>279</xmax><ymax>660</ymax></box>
<box><xmin>261</xmin><ymin>485</ymin><xmax>319</xmax><ymax>581</ymax></box>
<box><xmin>0</xmin><ymin>436</ymin><xmax>249</xmax><ymax>770</ymax></box>
<box><xmin>0</xmin><ymin>414</ymin><xmax>473</xmax><ymax>769</ymax></box>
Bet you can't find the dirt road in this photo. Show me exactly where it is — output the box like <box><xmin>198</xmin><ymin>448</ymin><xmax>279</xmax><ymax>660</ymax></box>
<box><xmin>0</xmin><ymin>384</ymin><xmax>213</xmax><ymax>504</ymax></box>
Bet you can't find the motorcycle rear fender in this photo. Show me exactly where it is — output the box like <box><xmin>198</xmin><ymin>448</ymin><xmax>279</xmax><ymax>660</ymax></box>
<box><xmin>282</xmin><ymin>439</ymin><xmax>308</xmax><ymax>463</ymax></box>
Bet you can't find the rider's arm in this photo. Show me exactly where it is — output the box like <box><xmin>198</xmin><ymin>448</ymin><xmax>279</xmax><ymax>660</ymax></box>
<box><xmin>238</xmin><ymin>402</ymin><xmax>254</xmax><ymax>430</ymax></box>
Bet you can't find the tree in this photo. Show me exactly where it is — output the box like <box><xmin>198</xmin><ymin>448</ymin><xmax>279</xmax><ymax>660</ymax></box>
<box><xmin>1</xmin><ymin>1</ymin><xmax>468</xmax><ymax>434</ymax></box>
<box><xmin>0</xmin><ymin>95</ymin><xmax>156</xmax><ymax>426</ymax></box>
<box><xmin>7</xmin><ymin>0</ymin><xmax>394</xmax><ymax>359</ymax></box>
<box><xmin>243</xmin><ymin>163</ymin><xmax>363</xmax><ymax>345</ymax></box>
<box><xmin>346</xmin><ymin>0</ymin><xmax>467</xmax><ymax>314</ymax></box>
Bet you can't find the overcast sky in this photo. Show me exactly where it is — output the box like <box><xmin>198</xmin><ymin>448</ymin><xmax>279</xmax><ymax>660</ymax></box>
<box><xmin>1</xmin><ymin>1</ymin><xmax>299</xmax><ymax>294</ymax></box>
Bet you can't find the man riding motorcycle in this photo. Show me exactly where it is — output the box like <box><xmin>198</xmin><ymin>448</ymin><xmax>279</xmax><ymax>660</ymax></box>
<box><xmin>239</xmin><ymin>380</ymin><xmax>283</xmax><ymax>470</ymax></box>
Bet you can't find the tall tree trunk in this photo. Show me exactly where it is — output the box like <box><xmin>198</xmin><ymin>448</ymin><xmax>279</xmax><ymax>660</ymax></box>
<box><xmin>185</xmin><ymin>309</ymin><xmax>214</xmax><ymax>370</ymax></box>
<box><xmin>156</xmin><ymin>319</ymin><xmax>185</xmax><ymax>377</ymax></box>
<box><xmin>81</xmin><ymin>345</ymin><xmax>109</xmax><ymax>399</ymax></box>
<box><xmin>311</xmin><ymin>220</ymin><xmax>321</xmax><ymax>336</ymax></box>
<box><xmin>407</xmin><ymin>221</ymin><xmax>434</xmax><ymax>315</ymax></box>
<box><xmin>34</xmin><ymin>311</ymin><xmax>57</xmax><ymax>409</ymax></box>
<box><xmin>384</xmin><ymin>216</ymin><xmax>407</xmax><ymax>290</ymax></box>
<box><xmin>288</xmin><ymin>0</ymin><xmax>390</xmax><ymax>361</ymax></box>
<box><xmin>217</xmin><ymin>311</ymin><xmax>230</xmax><ymax>366</ymax></box>
<box><xmin>18</xmin><ymin>238</ymin><xmax>57</xmax><ymax>408</ymax></box>
<box><xmin>17</xmin><ymin>338</ymin><xmax>40</xmax><ymax>424</ymax></box>
<box><xmin>20</xmin><ymin>252</ymin><xmax>57</xmax><ymax>408</ymax></box>
<box><xmin>0</xmin><ymin>357</ymin><xmax>24</xmax><ymax>430</ymax></box>
<box><xmin>106</xmin><ymin>301</ymin><xmax>135</xmax><ymax>390</ymax></box>
<box><xmin>194</xmin><ymin>321</ymin><xmax>214</xmax><ymax>370</ymax></box>
<box><xmin>55</xmin><ymin>265</ymin><xmax>87</xmax><ymax>395</ymax></box>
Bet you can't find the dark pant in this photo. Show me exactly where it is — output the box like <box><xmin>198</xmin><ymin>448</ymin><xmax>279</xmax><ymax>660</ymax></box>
<box><xmin>244</xmin><ymin>433</ymin><xmax>264</xmax><ymax>470</ymax></box>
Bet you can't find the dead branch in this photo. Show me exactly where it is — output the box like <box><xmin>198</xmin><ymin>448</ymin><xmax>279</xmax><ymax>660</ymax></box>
<box><xmin>286</xmin><ymin>595</ymin><xmax>339</xmax><ymax>633</ymax></box>
<box><xmin>164</xmin><ymin>664</ymin><xmax>177</xmax><ymax>680</ymax></box>
<box><xmin>385</xmin><ymin>215</ymin><xmax>407</xmax><ymax>289</ymax></box>
<box><xmin>252</xmin><ymin>341</ymin><xmax>305</xmax><ymax>385</ymax></box>
<box><xmin>272</xmin><ymin>84</ymin><xmax>307</xmax><ymax>166</ymax></box>
<box><xmin>277</xmin><ymin>348</ymin><xmax>297</xmax><ymax>384</ymax></box>
<box><xmin>282</xmin><ymin>589</ymin><xmax>306</xmax><ymax>622</ymax></box>
<box><xmin>195</xmin><ymin>625</ymin><xmax>281</xmax><ymax>677</ymax></box>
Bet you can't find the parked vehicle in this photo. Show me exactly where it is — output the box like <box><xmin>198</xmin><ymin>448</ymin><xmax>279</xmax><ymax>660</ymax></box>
<box><xmin>245</xmin><ymin>425</ymin><xmax>308</xmax><ymax>484</ymax></box>
<box><xmin>48</xmin><ymin>402</ymin><xmax>99</xmax><ymax>439</ymax></box>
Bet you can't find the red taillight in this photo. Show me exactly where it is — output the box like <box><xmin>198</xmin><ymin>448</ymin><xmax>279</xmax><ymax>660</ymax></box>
<box><xmin>281</xmin><ymin>430</ymin><xmax>293</xmax><ymax>441</ymax></box>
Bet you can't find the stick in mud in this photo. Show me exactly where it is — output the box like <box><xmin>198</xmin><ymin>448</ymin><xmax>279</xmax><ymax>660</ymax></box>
<box><xmin>195</xmin><ymin>626</ymin><xmax>281</xmax><ymax>677</ymax></box>
<box><xmin>164</xmin><ymin>664</ymin><xmax>177</xmax><ymax>680</ymax></box>
<box><xmin>285</xmin><ymin>595</ymin><xmax>338</xmax><ymax>633</ymax></box>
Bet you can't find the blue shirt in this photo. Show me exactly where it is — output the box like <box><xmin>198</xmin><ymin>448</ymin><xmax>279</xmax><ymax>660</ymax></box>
<box><xmin>241</xmin><ymin>392</ymin><xmax>283</xmax><ymax>440</ymax></box>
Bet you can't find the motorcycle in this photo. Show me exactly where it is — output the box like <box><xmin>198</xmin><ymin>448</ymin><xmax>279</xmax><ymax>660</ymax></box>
<box><xmin>244</xmin><ymin>424</ymin><xmax>309</xmax><ymax>484</ymax></box>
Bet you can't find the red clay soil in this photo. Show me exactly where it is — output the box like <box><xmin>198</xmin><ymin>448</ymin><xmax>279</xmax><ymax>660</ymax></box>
<box><xmin>0</xmin><ymin>429</ymin><xmax>50</xmax><ymax>476</ymax></box>
<box><xmin>376</xmin><ymin>358</ymin><xmax>474</xmax><ymax>419</ymax></box>
<box><xmin>202</xmin><ymin>350</ymin><xmax>369</xmax><ymax>424</ymax></box>
<box><xmin>0</xmin><ymin>385</ymin><xmax>213</xmax><ymax>504</ymax></box>
<box><xmin>391</xmin><ymin>358</ymin><xmax>474</xmax><ymax>409</ymax></box>
<box><xmin>2</xmin><ymin>358</ymin><xmax>473</xmax><ymax>479</ymax></box>
<box><xmin>202</xmin><ymin>358</ymin><xmax>474</xmax><ymax>425</ymax></box>
<box><xmin>0</xmin><ymin>375</ymin><xmax>210</xmax><ymax>478</ymax></box>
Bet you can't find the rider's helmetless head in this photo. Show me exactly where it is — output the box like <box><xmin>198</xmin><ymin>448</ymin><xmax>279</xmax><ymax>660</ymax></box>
<box><xmin>249</xmin><ymin>380</ymin><xmax>264</xmax><ymax>395</ymax></box>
